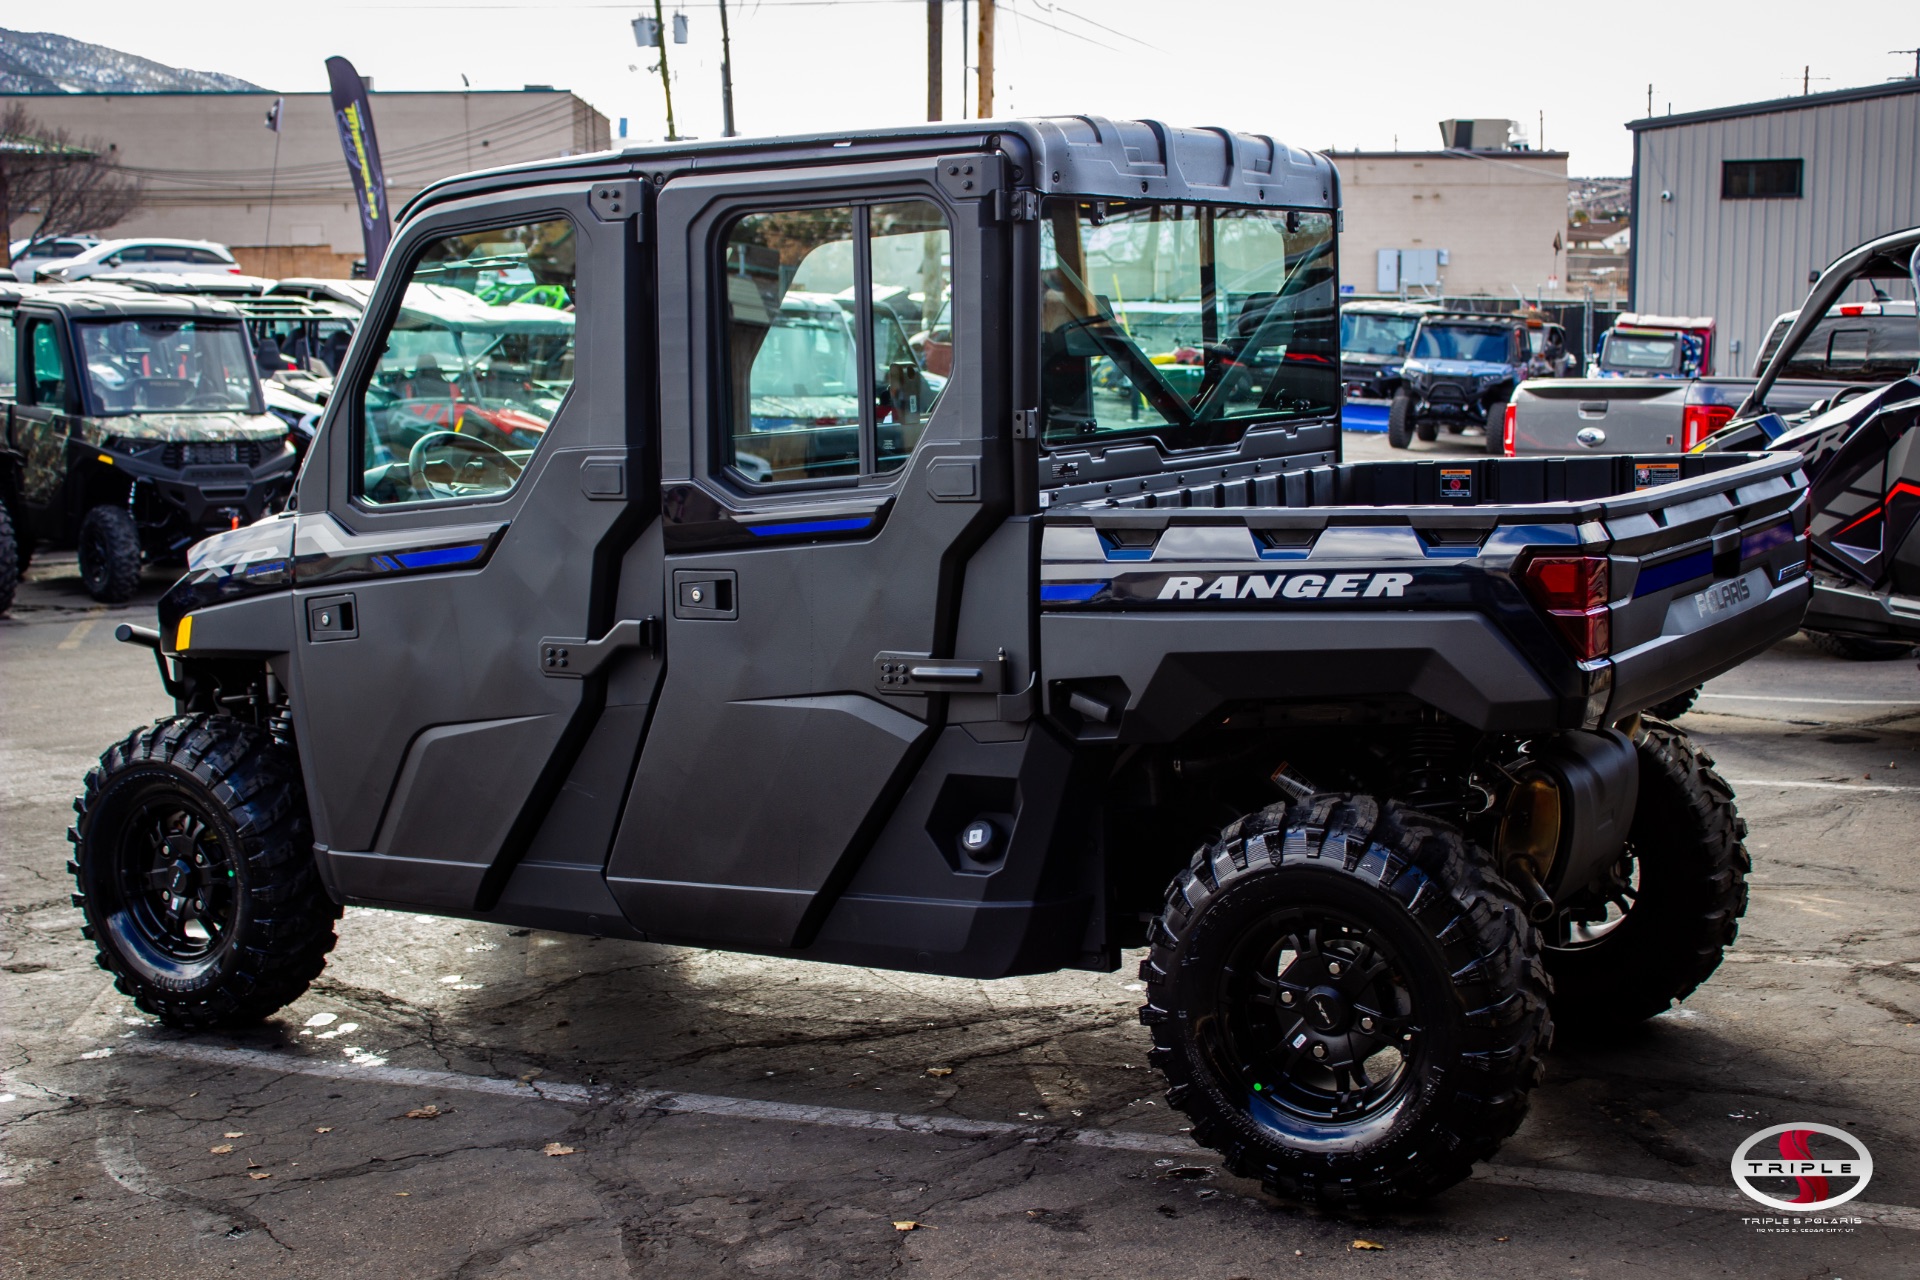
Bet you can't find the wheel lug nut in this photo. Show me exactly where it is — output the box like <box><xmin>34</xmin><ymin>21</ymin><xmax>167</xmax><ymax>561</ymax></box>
<box><xmin>1327</xmin><ymin>962</ymin><xmax>1341</xmax><ymax>976</ymax></box>
<box><xmin>1280</xmin><ymin>991</ymin><xmax>1294</xmax><ymax>1004</ymax></box>
<box><xmin>1360</xmin><ymin>1016</ymin><xmax>1374</xmax><ymax>1031</ymax></box>
<box><xmin>1311</xmin><ymin>1044</ymin><xmax>1327</xmax><ymax>1059</ymax></box>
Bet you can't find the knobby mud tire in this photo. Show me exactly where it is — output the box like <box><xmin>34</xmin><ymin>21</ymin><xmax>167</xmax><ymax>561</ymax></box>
<box><xmin>70</xmin><ymin>714</ymin><xmax>340</xmax><ymax>1028</ymax></box>
<box><xmin>1543</xmin><ymin>719</ymin><xmax>1749</xmax><ymax>1035</ymax></box>
<box><xmin>1645</xmin><ymin>685</ymin><xmax>1701</xmax><ymax>720</ymax></box>
<box><xmin>77</xmin><ymin>504</ymin><xmax>142</xmax><ymax>604</ymax></box>
<box><xmin>1140</xmin><ymin>795</ymin><xmax>1552</xmax><ymax>1207</ymax></box>
<box><xmin>0</xmin><ymin>500</ymin><xmax>18</xmax><ymax>615</ymax></box>
<box><xmin>1387</xmin><ymin>392</ymin><xmax>1416</xmax><ymax>449</ymax></box>
<box><xmin>1804</xmin><ymin>629</ymin><xmax>1915</xmax><ymax>661</ymax></box>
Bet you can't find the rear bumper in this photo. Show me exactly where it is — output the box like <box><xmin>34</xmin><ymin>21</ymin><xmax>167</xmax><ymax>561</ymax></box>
<box><xmin>1605</xmin><ymin>573</ymin><xmax>1811</xmax><ymax>718</ymax></box>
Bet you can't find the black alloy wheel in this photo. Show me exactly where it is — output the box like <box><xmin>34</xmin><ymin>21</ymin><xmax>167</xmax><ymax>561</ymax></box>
<box><xmin>76</xmin><ymin>503</ymin><xmax>142</xmax><ymax>603</ymax></box>
<box><xmin>71</xmin><ymin>715</ymin><xmax>339</xmax><ymax>1027</ymax></box>
<box><xmin>1142</xmin><ymin>795</ymin><xmax>1551</xmax><ymax>1206</ymax></box>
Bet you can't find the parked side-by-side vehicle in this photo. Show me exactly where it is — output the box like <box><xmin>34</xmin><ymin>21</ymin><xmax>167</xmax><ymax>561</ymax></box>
<box><xmin>69</xmin><ymin>119</ymin><xmax>1808</xmax><ymax>1210</ymax></box>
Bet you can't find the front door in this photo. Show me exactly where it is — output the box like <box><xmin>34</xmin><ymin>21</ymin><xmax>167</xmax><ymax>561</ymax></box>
<box><xmin>292</xmin><ymin>184</ymin><xmax>658</xmax><ymax>911</ymax></box>
<box><xmin>605</xmin><ymin>157</ymin><xmax>1008</xmax><ymax>950</ymax></box>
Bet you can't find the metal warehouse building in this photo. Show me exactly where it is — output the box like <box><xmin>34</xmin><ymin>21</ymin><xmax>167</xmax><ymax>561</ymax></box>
<box><xmin>1629</xmin><ymin>79</ymin><xmax>1920</xmax><ymax>375</ymax></box>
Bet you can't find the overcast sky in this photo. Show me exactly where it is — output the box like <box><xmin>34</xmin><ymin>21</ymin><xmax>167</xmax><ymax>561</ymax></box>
<box><xmin>15</xmin><ymin>0</ymin><xmax>1919</xmax><ymax>176</ymax></box>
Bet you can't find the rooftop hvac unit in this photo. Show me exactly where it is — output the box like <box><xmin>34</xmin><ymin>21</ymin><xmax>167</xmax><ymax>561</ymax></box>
<box><xmin>1438</xmin><ymin>119</ymin><xmax>1519</xmax><ymax>151</ymax></box>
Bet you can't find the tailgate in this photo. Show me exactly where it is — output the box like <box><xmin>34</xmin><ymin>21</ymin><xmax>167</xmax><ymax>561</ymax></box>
<box><xmin>1510</xmin><ymin>379</ymin><xmax>1689</xmax><ymax>454</ymax></box>
<box><xmin>1599</xmin><ymin>454</ymin><xmax>1809</xmax><ymax>717</ymax></box>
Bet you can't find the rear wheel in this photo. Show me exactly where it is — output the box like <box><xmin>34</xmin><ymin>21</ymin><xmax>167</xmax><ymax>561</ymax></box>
<box><xmin>1141</xmin><ymin>795</ymin><xmax>1551</xmax><ymax>1207</ymax></box>
<box><xmin>1416</xmin><ymin>419</ymin><xmax>1439</xmax><ymax>442</ymax></box>
<box><xmin>1387</xmin><ymin>391</ymin><xmax>1416</xmax><ymax>449</ymax></box>
<box><xmin>70</xmin><ymin>714</ymin><xmax>340</xmax><ymax>1028</ymax></box>
<box><xmin>1646</xmin><ymin>685</ymin><xmax>1701</xmax><ymax>719</ymax></box>
<box><xmin>76</xmin><ymin>504</ymin><xmax>142</xmax><ymax>603</ymax></box>
<box><xmin>1542</xmin><ymin>719</ymin><xmax>1748</xmax><ymax>1035</ymax></box>
<box><xmin>1804</xmin><ymin>629</ymin><xmax>1915</xmax><ymax>661</ymax></box>
<box><xmin>0</xmin><ymin>500</ymin><xmax>18</xmax><ymax>615</ymax></box>
<box><xmin>1482</xmin><ymin>388</ymin><xmax>1512</xmax><ymax>455</ymax></box>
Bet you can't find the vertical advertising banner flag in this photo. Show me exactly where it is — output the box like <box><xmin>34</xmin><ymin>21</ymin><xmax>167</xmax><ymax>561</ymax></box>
<box><xmin>324</xmin><ymin>57</ymin><xmax>392</xmax><ymax>273</ymax></box>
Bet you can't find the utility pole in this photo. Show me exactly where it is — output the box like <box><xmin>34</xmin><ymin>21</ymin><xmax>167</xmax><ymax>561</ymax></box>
<box><xmin>718</xmin><ymin>0</ymin><xmax>736</xmax><ymax>136</ymax></box>
<box><xmin>1646</xmin><ymin>83</ymin><xmax>1652</xmax><ymax>117</ymax></box>
<box><xmin>926</xmin><ymin>0</ymin><xmax>942</xmax><ymax>121</ymax></box>
<box><xmin>653</xmin><ymin>0</ymin><xmax>678</xmax><ymax>141</ymax></box>
<box><xmin>977</xmin><ymin>0</ymin><xmax>994</xmax><ymax>117</ymax></box>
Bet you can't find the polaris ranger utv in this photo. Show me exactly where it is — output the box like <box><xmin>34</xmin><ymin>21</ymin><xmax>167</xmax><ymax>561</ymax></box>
<box><xmin>2</xmin><ymin>286</ymin><xmax>297</xmax><ymax>602</ymax></box>
<box><xmin>71</xmin><ymin>118</ymin><xmax>1811</xmax><ymax>1208</ymax></box>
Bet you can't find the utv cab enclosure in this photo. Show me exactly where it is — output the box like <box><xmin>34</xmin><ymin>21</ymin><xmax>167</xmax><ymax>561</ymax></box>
<box><xmin>76</xmin><ymin>119</ymin><xmax>1810</xmax><ymax>1209</ymax></box>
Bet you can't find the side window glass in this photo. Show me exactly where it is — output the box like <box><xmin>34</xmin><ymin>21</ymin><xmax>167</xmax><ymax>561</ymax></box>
<box><xmin>721</xmin><ymin>199</ymin><xmax>952</xmax><ymax>487</ymax></box>
<box><xmin>29</xmin><ymin>321</ymin><xmax>69</xmax><ymax>407</ymax></box>
<box><xmin>0</xmin><ymin>316</ymin><xmax>15</xmax><ymax>398</ymax></box>
<box><xmin>869</xmin><ymin>201</ymin><xmax>949</xmax><ymax>473</ymax></box>
<box><xmin>357</xmin><ymin>218</ymin><xmax>577</xmax><ymax>506</ymax></box>
<box><xmin>723</xmin><ymin>207</ymin><xmax>858</xmax><ymax>484</ymax></box>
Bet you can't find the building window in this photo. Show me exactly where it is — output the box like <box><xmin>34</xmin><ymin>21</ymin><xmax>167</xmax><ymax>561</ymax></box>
<box><xmin>1721</xmin><ymin>159</ymin><xmax>1802</xmax><ymax>200</ymax></box>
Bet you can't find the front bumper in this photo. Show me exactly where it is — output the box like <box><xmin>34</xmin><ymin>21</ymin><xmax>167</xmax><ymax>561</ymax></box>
<box><xmin>81</xmin><ymin>437</ymin><xmax>299</xmax><ymax>533</ymax></box>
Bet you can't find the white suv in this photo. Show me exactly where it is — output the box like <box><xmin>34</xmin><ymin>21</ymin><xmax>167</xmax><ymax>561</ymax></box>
<box><xmin>33</xmin><ymin>238</ymin><xmax>241</xmax><ymax>283</ymax></box>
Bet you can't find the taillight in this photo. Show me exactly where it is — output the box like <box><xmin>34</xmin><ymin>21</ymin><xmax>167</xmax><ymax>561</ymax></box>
<box><xmin>1502</xmin><ymin>402</ymin><xmax>1517</xmax><ymax>455</ymax></box>
<box><xmin>1520</xmin><ymin>554</ymin><xmax>1611</xmax><ymax>661</ymax></box>
<box><xmin>1681</xmin><ymin>402</ymin><xmax>1735</xmax><ymax>450</ymax></box>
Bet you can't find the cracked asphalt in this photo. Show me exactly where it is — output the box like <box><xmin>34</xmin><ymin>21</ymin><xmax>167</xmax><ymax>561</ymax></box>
<box><xmin>6</xmin><ymin>516</ymin><xmax>1920</xmax><ymax>1279</ymax></box>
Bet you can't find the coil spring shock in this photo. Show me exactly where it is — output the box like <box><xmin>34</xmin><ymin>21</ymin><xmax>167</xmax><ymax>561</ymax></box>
<box><xmin>1393</xmin><ymin>723</ymin><xmax>1464</xmax><ymax>815</ymax></box>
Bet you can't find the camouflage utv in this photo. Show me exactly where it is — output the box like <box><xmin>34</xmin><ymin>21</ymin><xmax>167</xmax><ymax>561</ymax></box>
<box><xmin>0</xmin><ymin>286</ymin><xmax>297</xmax><ymax>603</ymax></box>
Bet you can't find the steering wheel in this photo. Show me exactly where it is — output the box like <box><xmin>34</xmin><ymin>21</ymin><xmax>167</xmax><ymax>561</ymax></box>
<box><xmin>407</xmin><ymin>430</ymin><xmax>522</xmax><ymax>499</ymax></box>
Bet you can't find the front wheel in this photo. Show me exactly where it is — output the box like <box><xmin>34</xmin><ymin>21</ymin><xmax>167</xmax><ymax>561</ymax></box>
<box><xmin>1542</xmin><ymin>719</ymin><xmax>1749</xmax><ymax>1035</ymax></box>
<box><xmin>1141</xmin><ymin>795</ymin><xmax>1551</xmax><ymax>1207</ymax></box>
<box><xmin>0</xmin><ymin>500</ymin><xmax>18</xmax><ymax>615</ymax></box>
<box><xmin>76</xmin><ymin>504</ymin><xmax>142</xmax><ymax>603</ymax></box>
<box><xmin>1386</xmin><ymin>391</ymin><xmax>1416</xmax><ymax>449</ymax></box>
<box><xmin>70</xmin><ymin>715</ymin><xmax>340</xmax><ymax>1028</ymax></box>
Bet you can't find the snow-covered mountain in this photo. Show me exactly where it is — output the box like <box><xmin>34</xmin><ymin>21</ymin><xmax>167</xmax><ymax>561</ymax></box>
<box><xmin>0</xmin><ymin>27</ymin><xmax>263</xmax><ymax>94</ymax></box>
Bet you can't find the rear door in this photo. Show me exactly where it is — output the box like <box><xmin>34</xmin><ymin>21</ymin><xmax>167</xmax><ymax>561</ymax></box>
<box><xmin>603</xmin><ymin>154</ymin><xmax>1009</xmax><ymax>950</ymax></box>
<box><xmin>291</xmin><ymin>182</ymin><xmax>657</xmax><ymax>912</ymax></box>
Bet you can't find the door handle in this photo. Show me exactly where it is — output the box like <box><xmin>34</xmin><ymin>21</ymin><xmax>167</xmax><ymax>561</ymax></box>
<box><xmin>538</xmin><ymin>617</ymin><xmax>659</xmax><ymax>678</ymax></box>
<box><xmin>874</xmin><ymin>649</ymin><xmax>1009</xmax><ymax>693</ymax></box>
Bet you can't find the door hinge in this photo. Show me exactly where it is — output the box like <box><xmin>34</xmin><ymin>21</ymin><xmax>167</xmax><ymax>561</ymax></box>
<box><xmin>1000</xmin><ymin>189</ymin><xmax>1041</xmax><ymax>222</ymax></box>
<box><xmin>539</xmin><ymin>617</ymin><xmax>658</xmax><ymax>677</ymax></box>
<box><xmin>1011</xmin><ymin>408</ymin><xmax>1038</xmax><ymax>440</ymax></box>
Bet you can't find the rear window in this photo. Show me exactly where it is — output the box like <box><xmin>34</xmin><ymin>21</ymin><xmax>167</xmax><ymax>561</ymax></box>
<box><xmin>1756</xmin><ymin>313</ymin><xmax>1919</xmax><ymax>382</ymax></box>
<box><xmin>1600</xmin><ymin>334</ymin><xmax>1679</xmax><ymax>372</ymax></box>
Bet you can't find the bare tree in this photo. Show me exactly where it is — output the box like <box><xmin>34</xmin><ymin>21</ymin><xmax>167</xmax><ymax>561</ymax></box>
<box><xmin>0</xmin><ymin>105</ymin><xmax>144</xmax><ymax>251</ymax></box>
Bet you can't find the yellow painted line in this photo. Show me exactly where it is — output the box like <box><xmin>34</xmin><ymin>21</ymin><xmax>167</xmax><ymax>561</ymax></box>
<box><xmin>175</xmin><ymin>615</ymin><xmax>193</xmax><ymax>651</ymax></box>
<box><xmin>57</xmin><ymin>609</ymin><xmax>107</xmax><ymax>650</ymax></box>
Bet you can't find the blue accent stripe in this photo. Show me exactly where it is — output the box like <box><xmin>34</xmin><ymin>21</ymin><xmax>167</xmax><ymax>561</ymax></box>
<box><xmin>393</xmin><ymin>543</ymin><xmax>486</xmax><ymax>570</ymax></box>
<box><xmin>1634</xmin><ymin>549</ymin><xmax>1713</xmax><ymax>598</ymax></box>
<box><xmin>746</xmin><ymin>516</ymin><xmax>872</xmax><ymax>538</ymax></box>
<box><xmin>1740</xmin><ymin>520</ymin><xmax>1795</xmax><ymax>560</ymax></box>
<box><xmin>1041</xmin><ymin>581</ymin><xmax>1108</xmax><ymax>604</ymax></box>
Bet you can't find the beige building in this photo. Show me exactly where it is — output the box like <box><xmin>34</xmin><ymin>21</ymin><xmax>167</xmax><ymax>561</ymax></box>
<box><xmin>1328</xmin><ymin>148</ymin><xmax>1570</xmax><ymax>301</ymax></box>
<box><xmin>3</xmin><ymin>89</ymin><xmax>611</xmax><ymax>276</ymax></box>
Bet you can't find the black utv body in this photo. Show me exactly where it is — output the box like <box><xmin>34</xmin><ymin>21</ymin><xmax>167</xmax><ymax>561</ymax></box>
<box><xmin>73</xmin><ymin>118</ymin><xmax>1810</xmax><ymax>1208</ymax></box>
<box><xmin>1</xmin><ymin>287</ymin><xmax>297</xmax><ymax>602</ymax></box>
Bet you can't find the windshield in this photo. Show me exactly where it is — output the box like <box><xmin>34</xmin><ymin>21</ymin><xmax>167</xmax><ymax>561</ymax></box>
<box><xmin>1341</xmin><ymin>311</ymin><xmax>1420</xmax><ymax>357</ymax></box>
<box><xmin>74</xmin><ymin>318</ymin><xmax>258</xmax><ymax>414</ymax></box>
<box><xmin>1039</xmin><ymin>200</ymin><xmax>1337</xmax><ymax>451</ymax></box>
<box><xmin>1601</xmin><ymin>333</ymin><xmax>1680</xmax><ymax>372</ymax></box>
<box><xmin>747</xmin><ymin>298</ymin><xmax>857</xmax><ymax>420</ymax></box>
<box><xmin>1411</xmin><ymin>324</ymin><xmax>1509</xmax><ymax>364</ymax></box>
<box><xmin>1756</xmin><ymin>312</ymin><xmax>1919</xmax><ymax>382</ymax></box>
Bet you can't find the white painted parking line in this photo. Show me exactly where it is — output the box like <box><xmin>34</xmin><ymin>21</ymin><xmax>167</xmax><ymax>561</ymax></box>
<box><xmin>112</xmin><ymin>1038</ymin><xmax>1920</xmax><ymax>1228</ymax></box>
<box><xmin>1700</xmin><ymin>694</ymin><xmax>1920</xmax><ymax>705</ymax></box>
<box><xmin>1727</xmin><ymin>778</ymin><xmax>1918</xmax><ymax>793</ymax></box>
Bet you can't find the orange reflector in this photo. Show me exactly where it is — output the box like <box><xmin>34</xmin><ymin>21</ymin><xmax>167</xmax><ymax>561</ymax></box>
<box><xmin>175</xmin><ymin>616</ymin><xmax>193</xmax><ymax>651</ymax></box>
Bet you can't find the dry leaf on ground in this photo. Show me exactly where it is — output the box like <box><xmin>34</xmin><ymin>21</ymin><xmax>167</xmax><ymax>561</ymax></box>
<box><xmin>208</xmin><ymin>1144</ymin><xmax>233</xmax><ymax>1155</ymax></box>
<box><xmin>222</xmin><ymin>1131</ymin><xmax>245</xmax><ymax>1139</ymax></box>
<box><xmin>542</xmin><ymin>1142</ymin><xmax>576</xmax><ymax>1157</ymax></box>
<box><xmin>404</xmin><ymin>1105</ymin><xmax>441</xmax><ymax>1119</ymax></box>
<box><xmin>1351</xmin><ymin>1239</ymin><xmax>1384</xmax><ymax>1251</ymax></box>
<box><xmin>247</xmin><ymin>1171</ymin><xmax>271</xmax><ymax>1181</ymax></box>
<box><xmin>926</xmin><ymin>1067</ymin><xmax>953</xmax><ymax>1077</ymax></box>
<box><xmin>315</xmin><ymin>1127</ymin><xmax>333</xmax><ymax>1134</ymax></box>
<box><xmin>893</xmin><ymin>1220</ymin><xmax>935</xmax><ymax>1231</ymax></box>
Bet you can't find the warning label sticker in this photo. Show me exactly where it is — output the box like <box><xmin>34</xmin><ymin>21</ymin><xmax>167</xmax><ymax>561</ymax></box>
<box><xmin>1438</xmin><ymin>468</ymin><xmax>1475</xmax><ymax>501</ymax></box>
<box><xmin>1635</xmin><ymin>461</ymin><xmax>1682</xmax><ymax>489</ymax></box>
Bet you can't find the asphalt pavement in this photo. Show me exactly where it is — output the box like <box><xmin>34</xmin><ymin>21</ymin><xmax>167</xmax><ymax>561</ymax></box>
<box><xmin>6</xmin><ymin>480</ymin><xmax>1920</xmax><ymax>1279</ymax></box>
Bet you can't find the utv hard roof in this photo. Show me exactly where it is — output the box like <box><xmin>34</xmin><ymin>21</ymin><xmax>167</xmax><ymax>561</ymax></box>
<box><xmin>21</xmin><ymin>284</ymin><xmax>245</xmax><ymax>322</ymax></box>
<box><xmin>400</xmin><ymin>116</ymin><xmax>1338</xmax><ymax>226</ymax></box>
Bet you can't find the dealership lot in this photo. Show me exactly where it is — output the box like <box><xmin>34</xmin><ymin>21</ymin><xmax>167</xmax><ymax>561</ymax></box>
<box><xmin>4</xmin><ymin>532</ymin><xmax>1919</xmax><ymax>1279</ymax></box>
